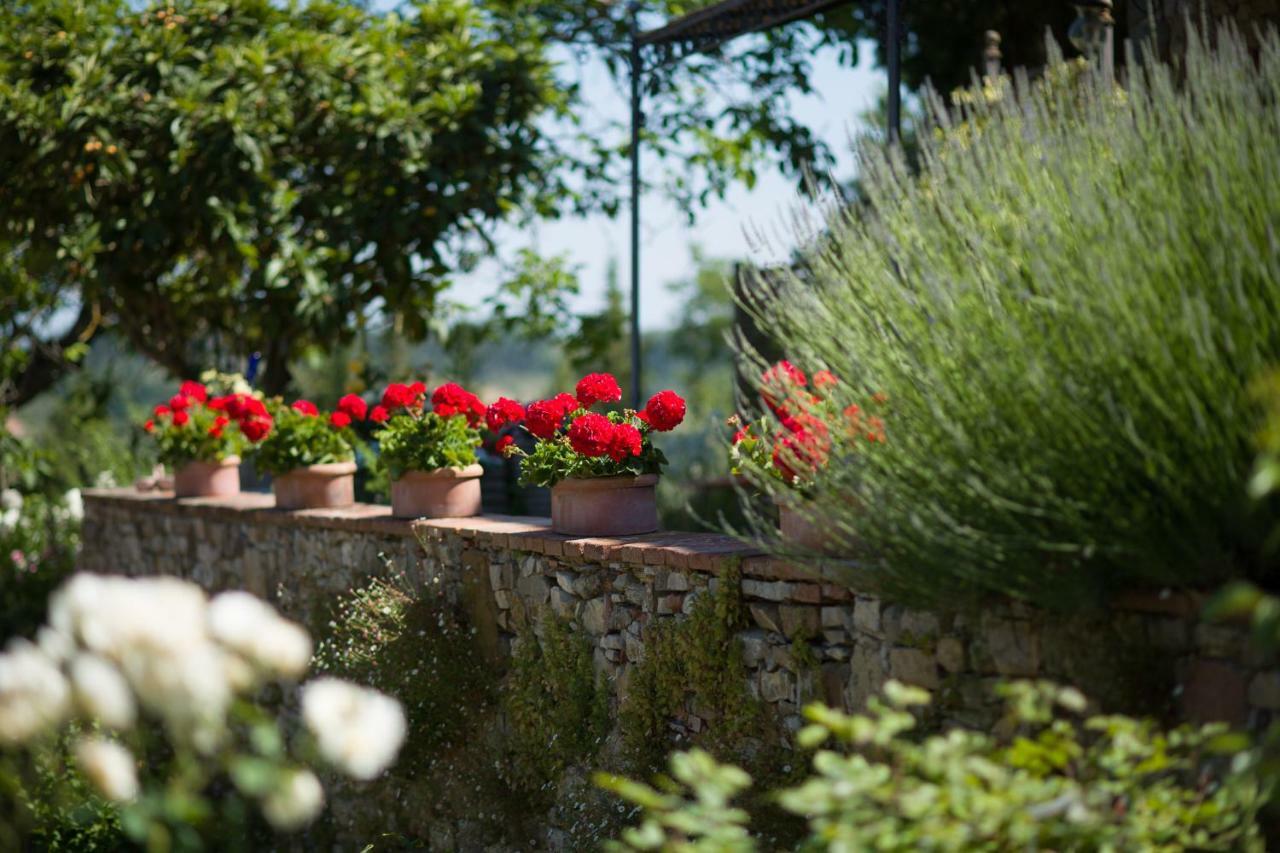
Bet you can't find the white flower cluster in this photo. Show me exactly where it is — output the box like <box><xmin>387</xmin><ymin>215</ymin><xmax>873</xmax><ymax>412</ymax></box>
<box><xmin>0</xmin><ymin>573</ymin><xmax>407</xmax><ymax>832</ymax></box>
<box><xmin>0</xmin><ymin>488</ymin><xmax>23</xmax><ymax>532</ymax></box>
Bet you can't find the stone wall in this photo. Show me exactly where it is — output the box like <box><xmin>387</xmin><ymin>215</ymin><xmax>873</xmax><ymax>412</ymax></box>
<box><xmin>78</xmin><ymin>489</ymin><xmax>1280</xmax><ymax>846</ymax></box>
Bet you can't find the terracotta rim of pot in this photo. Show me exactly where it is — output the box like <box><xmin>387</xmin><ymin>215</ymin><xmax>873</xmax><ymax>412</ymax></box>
<box><xmin>395</xmin><ymin>464</ymin><xmax>484</xmax><ymax>482</ymax></box>
<box><xmin>555</xmin><ymin>474</ymin><xmax>658</xmax><ymax>493</ymax></box>
<box><xmin>196</xmin><ymin>455</ymin><xmax>241</xmax><ymax>469</ymax></box>
<box><xmin>282</xmin><ymin>460</ymin><xmax>356</xmax><ymax>477</ymax></box>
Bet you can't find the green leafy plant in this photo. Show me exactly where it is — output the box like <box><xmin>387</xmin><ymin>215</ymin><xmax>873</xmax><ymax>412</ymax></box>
<box><xmin>734</xmin><ymin>24</ymin><xmax>1280</xmax><ymax>606</ymax></box>
<box><xmin>253</xmin><ymin>399</ymin><xmax>356</xmax><ymax>477</ymax></box>
<box><xmin>513</xmin><ymin>374</ymin><xmax>685</xmax><ymax>488</ymax></box>
<box><xmin>602</xmin><ymin>680</ymin><xmax>1272</xmax><ymax>851</ymax></box>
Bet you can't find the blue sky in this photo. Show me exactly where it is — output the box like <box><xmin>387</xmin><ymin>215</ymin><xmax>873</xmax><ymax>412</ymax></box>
<box><xmin>447</xmin><ymin>36</ymin><xmax>886</xmax><ymax>330</ymax></box>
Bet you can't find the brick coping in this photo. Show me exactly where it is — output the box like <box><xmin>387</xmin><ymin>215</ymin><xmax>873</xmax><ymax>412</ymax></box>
<box><xmin>81</xmin><ymin>488</ymin><xmax>794</xmax><ymax>578</ymax></box>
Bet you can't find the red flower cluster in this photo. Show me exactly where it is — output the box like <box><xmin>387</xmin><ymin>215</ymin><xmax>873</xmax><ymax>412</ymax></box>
<box><xmin>179</xmin><ymin>381</ymin><xmax>208</xmax><ymax>403</ymax></box>
<box><xmin>773</xmin><ymin>413</ymin><xmax>831</xmax><ymax>483</ymax></box>
<box><xmin>431</xmin><ymin>383</ymin><xmax>485</xmax><ymax>427</ymax></box>
<box><xmin>147</xmin><ymin>381</ymin><xmax>275</xmax><ymax>444</ymax></box>
<box><xmin>291</xmin><ymin>399</ymin><xmax>319</xmax><ymax>416</ymax></box>
<box><xmin>337</xmin><ymin>394</ymin><xmax>368</xmax><ymax>422</ymax></box>
<box><xmin>381</xmin><ymin>382</ymin><xmax>426</xmax><ymax>412</ymax></box>
<box><xmin>567</xmin><ymin>414</ymin><xmax>644</xmax><ymax>463</ymax></box>
<box><xmin>525</xmin><ymin>393</ymin><xmax>579</xmax><ymax>439</ymax></box>
<box><xmin>209</xmin><ymin>393</ymin><xmax>273</xmax><ymax>443</ymax></box>
<box><xmin>639</xmin><ymin>390</ymin><xmax>686</xmax><ymax>432</ymax></box>
<box><xmin>575</xmin><ymin>373</ymin><xmax>622</xmax><ymax>407</ymax></box>
<box><xmin>485</xmin><ymin>397</ymin><xmax>526</xmax><ymax>433</ymax></box>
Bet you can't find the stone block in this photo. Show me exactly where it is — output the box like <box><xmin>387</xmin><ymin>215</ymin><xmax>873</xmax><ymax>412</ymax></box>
<box><xmin>900</xmin><ymin>609</ymin><xmax>941</xmax><ymax>639</ymax></box>
<box><xmin>853</xmin><ymin>597</ymin><xmax>881</xmax><ymax>636</ymax></box>
<box><xmin>625</xmin><ymin>635</ymin><xmax>645</xmax><ymax>664</ymax></box>
<box><xmin>742</xmin><ymin>579</ymin><xmax>790</xmax><ymax>602</ymax></box>
<box><xmin>790</xmin><ymin>583</ymin><xmax>822</xmax><ymax>604</ymax></box>
<box><xmin>821</xmin><ymin>606</ymin><xmax>851</xmax><ymax>630</ymax></box>
<box><xmin>1194</xmin><ymin>623</ymin><xmax>1244</xmax><ymax>659</ymax></box>
<box><xmin>609</xmin><ymin>606</ymin><xmax>637</xmax><ymax>633</ymax></box>
<box><xmin>1181</xmin><ymin>659</ymin><xmax>1249</xmax><ymax>725</ymax></box>
<box><xmin>889</xmin><ymin>647</ymin><xmax>939</xmax><ymax>689</ymax></box>
<box><xmin>845</xmin><ymin>643</ymin><xmax>887</xmax><ymax>710</ymax></box>
<box><xmin>601</xmin><ymin>633</ymin><xmax>626</xmax><ymax>651</ymax></box>
<box><xmin>657</xmin><ymin>594</ymin><xmax>684</xmax><ymax>616</ymax></box>
<box><xmin>739</xmin><ymin>630</ymin><xmax>768</xmax><ymax>668</ymax></box>
<box><xmin>780</xmin><ymin>606</ymin><xmax>820</xmax><ymax>639</ymax></box>
<box><xmin>549</xmin><ymin>588</ymin><xmax>577</xmax><ymax>618</ymax></box>
<box><xmin>935</xmin><ymin>637</ymin><xmax>966</xmax><ymax>673</ymax></box>
<box><xmin>657</xmin><ymin>570</ymin><xmax>692</xmax><ymax>592</ymax></box>
<box><xmin>982</xmin><ymin>617</ymin><xmax>1041</xmax><ymax>677</ymax></box>
<box><xmin>760</xmin><ymin>669</ymin><xmax>794</xmax><ymax>704</ymax></box>
<box><xmin>581</xmin><ymin>597</ymin><xmax>608</xmax><ymax>635</ymax></box>
<box><xmin>516</xmin><ymin>573</ymin><xmax>550</xmax><ymax>607</ymax></box>
<box><xmin>749</xmin><ymin>603</ymin><xmax>783</xmax><ymax>634</ymax></box>
<box><xmin>821</xmin><ymin>644</ymin><xmax>850</xmax><ymax>662</ymax></box>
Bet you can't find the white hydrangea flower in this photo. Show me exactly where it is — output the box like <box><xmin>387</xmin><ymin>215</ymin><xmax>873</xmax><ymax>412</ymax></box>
<box><xmin>208</xmin><ymin>591</ymin><xmax>312</xmax><ymax>680</ymax></box>
<box><xmin>261</xmin><ymin>769</ymin><xmax>325</xmax><ymax>831</ymax></box>
<box><xmin>36</xmin><ymin>625</ymin><xmax>75</xmax><ymax>664</ymax></box>
<box><xmin>0</xmin><ymin>638</ymin><xmax>71</xmax><ymax>745</ymax></box>
<box><xmin>301</xmin><ymin>678</ymin><xmax>406</xmax><ymax>781</ymax></box>
<box><xmin>75</xmin><ymin>737</ymin><xmax>139</xmax><ymax>802</ymax></box>
<box><xmin>70</xmin><ymin>654</ymin><xmax>136</xmax><ymax>730</ymax></box>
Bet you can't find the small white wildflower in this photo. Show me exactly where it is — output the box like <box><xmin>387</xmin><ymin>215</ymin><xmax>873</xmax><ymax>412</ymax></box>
<box><xmin>0</xmin><ymin>488</ymin><xmax>22</xmax><ymax>532</ymax></box>
<box><xmin>93</xmin><ymin>471</ymin><xmax>118</xmax><ymax>489</ymax></box>
<box><xmin>70</xmin><ymin>654</ymin><xmax>136</xmax><ymax>730</ymax></box>
<box><xmin>208</xmin><ymin>591</ymin><xmax>312</xmax><ymax>680</ymax></box>
<box><xmin>0</xmin><ymin>638</ymin><xmax>71</xmax><ymax>745</ymax></box>
<box><xmin>301</xmin><ymin>678</ymin><xmax>406</xmax><ymax>781</ymax></box>
<box><xmin>261</xmin><ymin>769</ymin><xmax>325</xmax><ymax>831</ymax></box>
<box><xmin>75</xmin><ymin>737</ymin><xmax>139</xmax><ymax>802</ymax></box>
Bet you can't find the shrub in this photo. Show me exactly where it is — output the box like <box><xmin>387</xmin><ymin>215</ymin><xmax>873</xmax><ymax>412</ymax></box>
<box><xmin>371</xmin><ymin>381</ymin><xmax>497</xmax><ymax>479</ymax></box>
<box><xmin>600</xmin><ymin>680</ymin><xmax>1272</xmax><ymax>851</ymax></box>
<box><xmin>734</xmin><ymin>25</ymin><xmax>1280</xmax><ymax>606</ymax></box>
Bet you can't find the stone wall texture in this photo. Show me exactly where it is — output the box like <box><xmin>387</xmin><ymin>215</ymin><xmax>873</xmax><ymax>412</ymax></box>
<box><xmin>79</xmin><ymin>489</ymin><xmax>1280</xmax><ymax>846</ymax></box>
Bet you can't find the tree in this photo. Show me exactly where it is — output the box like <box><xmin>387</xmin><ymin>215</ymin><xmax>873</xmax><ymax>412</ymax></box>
<box><xmin>0</xmin><ymin>0</ymin><xmax>568</xmax><ymax>401</ymax></box>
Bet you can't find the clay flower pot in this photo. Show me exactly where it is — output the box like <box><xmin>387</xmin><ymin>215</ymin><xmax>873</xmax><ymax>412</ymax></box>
<box><xmin>273</xmin><ymin>461</ymin><xmax>357</xmax><ymax>511</ymax></box>
<box><xmin>551</xmin><ymin>474</ymin><xmax>658</xmax><ymax>537</ymax></box>
<box><xmin>776</xmin><ymin>498</ymin><xmax>840</xmax><ymax>554</ymax></box>
<box><xmin>390</xmin><ymin>464</ymin><xmax>483</xmax><ymax>519</ymax></box>
<box><xmin>173</xmin><ymin>456</ymin><xmax>241</xmax><ymax>499</ymax></box>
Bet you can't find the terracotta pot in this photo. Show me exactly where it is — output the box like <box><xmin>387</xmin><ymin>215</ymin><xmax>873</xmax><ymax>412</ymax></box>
<box><xmin>777</xmin><ymin>499</ymin><xmax>837</xmax><ymax>553</ymax></box>
<box><xmin>173</xmin><ymin>456</ymin><xmax>240</xmax><ymax>499</ymax></box>
<box><xmin>551</xmin><ymin>475</ymin><xmax>658</xmax><ymax>537</ymax></box>
<box><xmin>273</xmin><ymin>461</ymin><xmax>356</xmax><ymax>510</ymax></box>
<box><xmin>390</xmin><ymin>465</ymin><xmax>484</xmax><ymax>519</ymax></box>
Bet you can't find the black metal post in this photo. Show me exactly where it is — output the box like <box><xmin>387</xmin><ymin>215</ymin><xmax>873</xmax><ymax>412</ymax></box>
<box><xmin>628</xmin><ymin>2</ymin><xmax>644</xmax><ymax>408</ymax></box>
<box><xmin>886</xmin><ymin>0</ymin><xmax>901</xmax><ymax>144</ymax></box>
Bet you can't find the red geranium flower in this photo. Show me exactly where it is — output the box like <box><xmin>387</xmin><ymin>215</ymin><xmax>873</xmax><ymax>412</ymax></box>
<box><xmin>291</xmin><ymin>399</ymin><xmax>319</xmax><ymax>417</ymax></box>
<box><xmin>567</xmin><ymin>413</ymin><xmax>615</xmax><ymax>458</ymax></box>
<box><xmin>761</xmin><ymin>360</ymin><xmax>807</xmax><ymax>415</ymax></box>
<box><xmin>153</xmin><ymin>404</ymin><xmax>171</xmax><ymax>418</ymax></box>
<box><xmin>337</xmin><ymin>394</ymin><xmax>368</xmax><ymax>422</ymax></box>
<box><xmin>208</xmin><ymin>415</ymin><xmax>230</xmax><ymax>437</ymax></box>
<box><xmin>381</xmin><ymin>383</ymin><xmax>419</xmax><ymax>411</ymax></box>
<box><xmin>169</xmin><ymin>394</ymin><xmax>191</xmax><ymax>412</ymax></box>
<box><xmin>525</xmin><ymin>395</ymin><xmax>578</xmax><ymax>439</ymax></box>
<box><xmin>607</xmin><ymin>422</ymin><xmax>643</xmax><ymax>462</ymax></box>
<box><xmin>179</xmin><ymin>381</ymin><xmax>208</xmax><ymax>403</ymax></box>
<box><xmin>240</xmin><ymin>416</ymin><xmax>272</xmax><ymax>443</ymax></box>
<box><xmin>485</xmin><ymin>397</ymin><xmax>526</xmax><ymax>433</ymax></box>
<box><xmin>495</xmin><ymin>434</ymin><xmax>515</xmax><ymax>455</ymax></box>
<box><xmin>369</xmin><ymin>405</ymin><xmax>390</xmax><ymax>424</ymax></box>
<box><xmin>408</xmin><ymin>381</ymin><xmax>426</xmax><ymax>398</ymax></box>
<box><xmin>172</xmin><ymin>410</ymin><xmax>190</xmax><ymax>427</ymax></box>
<box><xmin>772</xmin><ymin>416</ymin><xmax>831</xmax><ymax>483</ymax></box>
<box><xmin>732</xmin><ymin>425</ymin><xmax>750</xmax><ymax>445</ymax></box>
<box><xmin>143</xmin><ymin>419</ymin><xmax>155</xmax><ymax>433</ymax></box>
<box><xmin>812</xmin><ymin>370</ymin><xmax>838</xmax><ymax>390</ymax></box>
<box><xmin>431</xmin><ymin>383</ymin><xmax>485</xmax><ymax>427</ymax></box>
<box><xmin>642</xmin><ymin>390</ymin><xmax>686</xmax><ymax>432</ymax></box>
<box><xmin>330</xmin><ymin>411</ymin><xmax>352</xmax><ymax>429</ymax></box>
<box><xmin>575</xmin><ymin>373</ymin><xmax>622</xmax><ymax>408</ymax></box>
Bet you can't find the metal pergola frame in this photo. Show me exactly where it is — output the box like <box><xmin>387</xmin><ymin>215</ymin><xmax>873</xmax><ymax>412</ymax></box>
<box><xmin>626</xmin><ymin>0</ymin><xmax>902</xmax><ymax>406</ymax></box>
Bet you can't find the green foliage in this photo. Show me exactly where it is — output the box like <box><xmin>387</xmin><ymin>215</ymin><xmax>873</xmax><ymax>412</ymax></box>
<box><xmin>516</xmin><ymin>410</ymin><xmax>668</xmax><ymax>489</ymax></box>
<box><xmin>736</xmin><ymin>26</ymin><xmax>1280</xmax><ymax>606</ymax></box>
<box><xmin>375</xmin><ymin>411</ymin><xmax>479</xmax><ymax>480</ymax></box>
<box><xmin>503</xmin><ymin>615</ymin><xmax>610</xmax><ymax>792</ymax></box>
<box><xmin>618</xmin><ymin>563</ymin><xmax>763</xmax><ymax>772</ymax></box>
<box><xmin>148</xmin><ymin>403</ymin><xmax>247</xmax><ymax>468</ymax></box>
<box><xmin>0</xmin><ymin>0</ymin><xmax>566</xmax><ymax>396</ymax></box>
<box><xmin>253</xmin><ymin>402</ymin><xmax>353</xmax><ymax>477</ymax></box>
<box><xmin>605</xmin><ymin>680</ymin><xmax>1272</xmax><ymax>851</ymax></box>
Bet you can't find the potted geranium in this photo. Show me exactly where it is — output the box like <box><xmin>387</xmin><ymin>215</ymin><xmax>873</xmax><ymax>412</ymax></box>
<box><xmin>729</xmin><ymin>361</ymin><xmax>885</xmax><ymax>552</ymax></box>
<box><xmin>510</xmin><ymin>373</ymin><xmax>686</xmax><ymax>537</ymax></box>
<box><xmin>143</xmin><ymin>380</ymin><xmax>273</xmax><ymax>498</ymax></box>
<box><xmin>255</xmin><ymin>396</ymin><xmax>367</xmax><ymax>510</ymax></box>
<box><xmin>374</xmin><ymin>381</ymin><xmax>517</xmax><ymax>519</ymax></box>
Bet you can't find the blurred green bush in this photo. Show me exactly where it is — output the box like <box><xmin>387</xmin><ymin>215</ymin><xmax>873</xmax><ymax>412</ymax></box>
<box><xmin>736</xmin><ymin>25</ymin><xmax>1280</xmax><ymax>606</ymax></box>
